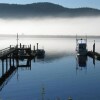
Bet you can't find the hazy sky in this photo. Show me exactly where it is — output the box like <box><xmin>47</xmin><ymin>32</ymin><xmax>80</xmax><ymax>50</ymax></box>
<box><xmin>0</xmin><ymin>0</ymin><xmax>100</xmax><ymax>9</ymax></box>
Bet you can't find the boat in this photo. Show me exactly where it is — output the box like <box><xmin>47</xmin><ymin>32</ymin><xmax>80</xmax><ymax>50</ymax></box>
<box><xmin>76</xmin><ymin>36</ymin><xmax>87</xmax><ymax>55</ymax></box>
<box><xmin>36</xmin><ymin>49</ymin><xmax>45</xmax><ymax>58</ymax></box>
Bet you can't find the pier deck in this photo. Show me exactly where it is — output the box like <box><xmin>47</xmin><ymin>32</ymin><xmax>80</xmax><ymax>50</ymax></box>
<box><xmin>0</xmin><ymin>46</ymin><xmax>17</xmax><ymax>59</ymax></box>
<box><xmin>0</xmin><ymin>45</ymin><xmax>35</xmax><ymax>59</ymax></box>
<box><xmin>0</xmin><ymin>43</ymin><xmax>45</xmax><ymax>91</ymax></box>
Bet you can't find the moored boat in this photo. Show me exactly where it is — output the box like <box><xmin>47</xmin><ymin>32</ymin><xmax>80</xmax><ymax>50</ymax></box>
<box><xmin>76</xmin><ymin>36</ymin><xmax>87</xmax><ymax>55</ymax></box>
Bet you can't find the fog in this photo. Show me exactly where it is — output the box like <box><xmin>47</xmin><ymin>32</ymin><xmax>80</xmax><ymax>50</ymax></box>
<box><xmin>0</xmin><ymin>17</ymin><xmax>100</xmax><ymax>36</ymax></box>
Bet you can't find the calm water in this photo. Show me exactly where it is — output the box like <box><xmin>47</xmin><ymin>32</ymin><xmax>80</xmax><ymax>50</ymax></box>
<box><xmin>0</xmin><ymin>37</ymin><xmax>100</xmax><ymax>100</ymax></box>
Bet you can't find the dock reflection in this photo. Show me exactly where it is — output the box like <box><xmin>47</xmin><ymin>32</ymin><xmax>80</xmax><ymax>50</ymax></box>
<box><xmin>0</xmin><ymin>55</ymin><xmax>44</xmax><ymax>91</ymax></box>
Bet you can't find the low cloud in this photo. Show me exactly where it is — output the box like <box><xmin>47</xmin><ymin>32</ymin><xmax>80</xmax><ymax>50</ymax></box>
<box><xmin>0</xmin><ymin>17</ymin><xmax>100</xmax><ymax>36</ymax></box>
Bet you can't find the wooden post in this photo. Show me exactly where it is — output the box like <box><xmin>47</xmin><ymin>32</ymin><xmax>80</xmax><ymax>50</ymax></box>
<box><xmin>30</xmin><ymin>44</ymin><xmax>31</xmax><ymax>50</ymax></box>
<box><xmin>20</xmin><ymin>43</ymin><xmax>21</xmax><ymax>48</ymax></box>
<box><xmin>17</xmin><ymin>33</ymin><xmax>19</xmax><ymax>47</ymax></box>
<box><xmin>10</xmin><ymin>45</ymin><xmax>11</xmax><ymax>49</ymax></box>
<box><xmin>6</xmin><ymin>58</ymin><xmax>8</xmax><ymax>72</ymax></box>
<box><xmin>37</xmin><ymin>43</ymin><xmax>38</xmax><ymax>51</ymax></box>
<box><xmin>2</xmin><ymin>59</ymin><xmax>4</xmax><ymax>75</ymax></box>
<box><xmin>93</xmin><ymin>40</ymin><xmax>95</xmax><ymax>53</ymax></box>
<box><xmin>34</xmin><ymin>46</ymin><xmax>35</xmax><ymax>51</ymax></box>
<box><xmin>9</xmin><ymin>54</ymin><xmax>11</xmax><ymax>68</ymax></box>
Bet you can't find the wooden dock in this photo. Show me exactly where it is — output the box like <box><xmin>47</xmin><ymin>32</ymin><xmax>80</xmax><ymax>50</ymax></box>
<box><xmin>0</xmin><ymin>33</ymin><xmax>45</xmax><ymax>91</ymax></box>
<box><xmin>0</xmin><ymin>45</ymin><xmax>34</xmax><ymax>59</ymax></box>
<box><xmin>0</xmin><ymin>46</ymin><xmax>17</xmax><ymax>59</ymax></box>
<box><xmin>87</xmin><ymin>51</ymin><xmax>100</xmax><ymax>60</ymax></box>
<box><xmin>0</xmin><ymin>43</ymin><xmax>45</xmax><ymax>90</ymax></box>
<box><xmin>86</xmin><ymin>40</ymin><xmax>100</xmax><ymax>61</ymax></box>
<box><xmin>0</xmin><ymin>44</ymin><xmax>45</xmax><ymax>59</ymax></box>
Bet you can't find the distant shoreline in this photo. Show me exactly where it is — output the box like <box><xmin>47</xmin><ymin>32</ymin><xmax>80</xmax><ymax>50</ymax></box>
<box><xmin>0</xmin><ymin>34</ymin><xmax>100</xmax><ymax>38</ymax></box>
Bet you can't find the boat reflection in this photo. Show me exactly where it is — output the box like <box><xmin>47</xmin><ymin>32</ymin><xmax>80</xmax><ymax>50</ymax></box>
<box><xmin>76</xmin><ymin>55</ymin><xmax>87</xmax><ymax>70</ymax></box>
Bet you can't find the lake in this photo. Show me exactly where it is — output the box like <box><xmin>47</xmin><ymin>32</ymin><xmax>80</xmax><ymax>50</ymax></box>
<box><xmin>0</xmin><ymin>37</ymin><xmax>100</xmax><ymax>100</ymax></box>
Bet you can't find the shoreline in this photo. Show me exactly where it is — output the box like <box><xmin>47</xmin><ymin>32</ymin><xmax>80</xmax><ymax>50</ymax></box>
<box><xmin>0</xmin><ymin>34</ymin><xmax>100</xmax><ymax>38</ymax></box>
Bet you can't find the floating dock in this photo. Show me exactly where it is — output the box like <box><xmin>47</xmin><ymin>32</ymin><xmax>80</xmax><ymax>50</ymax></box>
<box><xmin>87</xmin><ymin>51</ymin><xmax>100</xmax><ymax>60</ymax></box>
<box><xmin>87</xmin><ymin>40</ymin><xmax>100</xmax><ymax>60</ymax></box>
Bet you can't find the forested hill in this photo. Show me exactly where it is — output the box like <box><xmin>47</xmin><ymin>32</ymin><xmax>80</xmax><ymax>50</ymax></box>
<box><xmin>0</xmin><ymin>2</ymin><xmax>100</xmax><ymax>18</ymax></box>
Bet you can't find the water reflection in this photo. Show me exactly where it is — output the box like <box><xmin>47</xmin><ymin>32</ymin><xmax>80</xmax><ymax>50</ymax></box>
<box><xmin>0</xmin><ymin>49</ymin><xmax>73</xmax><ymax>92</ymax></box>
<box><xmin>0</xmin><ymin>46</ymin><xmax>99</xmax><ymax>92</ymax></box>
<box><xmin>0</xmin><ymin>38</ymin><xmax>100</xmax><ymax>100</ymax></box>
<box><xmin>76</xmin><ymin>55</ymin><xmax>87</xmax><ymax>70</ymax></box>
<box><xmin>76</xmin><ymin>54</ymin><xmax>97</xmax><ymax>72</ymax></box>
<box><xmin>0</xmin><ymin>56</ymin><xmax>45</xmax><ymax>91</ymax></box>
<box><xmin>44</xmin><ymin>51</ymin><xmax>75</xmax><ymax>63</ymax></box>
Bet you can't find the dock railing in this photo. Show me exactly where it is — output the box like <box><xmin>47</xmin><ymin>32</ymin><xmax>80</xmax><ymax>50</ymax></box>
<box><xmin>17</xmin><ymin>44</ymin><xmax>31</xmax><ymax>49</ymax></box>
<box><xmin>0</xmin><ymin>46</ymin><xmax>16</xmax><ymax>57</ymax></box>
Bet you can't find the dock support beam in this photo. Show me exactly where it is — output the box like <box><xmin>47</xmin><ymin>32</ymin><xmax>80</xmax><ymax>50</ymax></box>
<box><xmin>2</xmin><ymin>60</ymin><xmax>4</xmax><ymax>76</ymax></box>
<box><xmin>9</xmin><ymin>54</ymin><xmax>11</xmax><ymax>68</ymax></box>
<box><xmin>6</xmin><ymin>58</ymin><xmax>8</xmax><ymax>72</ymax></box>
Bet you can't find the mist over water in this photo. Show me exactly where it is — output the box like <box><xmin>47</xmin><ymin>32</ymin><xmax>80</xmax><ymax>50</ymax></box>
<box><xmin>0</xmin><ymin>17</ymin><xmax>100</xmax><ymax>36</ymax></box>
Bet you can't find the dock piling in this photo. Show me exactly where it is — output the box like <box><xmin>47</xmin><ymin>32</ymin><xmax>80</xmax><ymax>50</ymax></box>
<box><xmin>6</xmin><ymin>58</ymin><xmax>8</xmax><ymax>72</ymax></box>
<box><xmin>30</xmin><ymin>44</ymin><xmax>31</xmax><ymax>50</ymax></box>
<box><xmin>23</xmin><ymin>45</ymin><xmax>24</xmax><ymax>48</ymax></box>
<box><xmin>93</xmin><ymin>40</ymin><xmax>95</xmax><ymax>53</ymax></box>
<box><xmin>34</xmin><ymin>46</ymin><xmax>35</xmax><ymax>51</ymax></box>
<box><xmin>2</xmin><ymin>60</ymin><xmax>4</xmax><ymax>75</ymax></box>
<box><xmin>20</xmin><ymin>43</ymin><xmax>21</xmax><ymax>48</ymax></box>
<box><xmin>10</xmin><ymin>45</ymin><xmax>11</xmax><ymax>49</ymax></box>
<box><xmin>37</xmin><ymin>43</ymin><xmax>38</xmax><ymax>50</ymax></box>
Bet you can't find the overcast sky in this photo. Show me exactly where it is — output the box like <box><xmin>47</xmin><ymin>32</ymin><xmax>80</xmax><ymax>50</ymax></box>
<box><xmin>0</xmin><ymin>0</ymin><xmax>100</xmax><ymax>9</ymax></box>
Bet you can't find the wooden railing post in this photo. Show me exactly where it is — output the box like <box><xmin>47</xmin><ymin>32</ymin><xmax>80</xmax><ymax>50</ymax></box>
<box><xmin>34</xmin><ymin>46</ymin><xmax>35</xmax><ymax>51</ymax></box>
<box><xmin>20</xmin><ymin>43</ymin><xmax>21</xmax><ymax>48</ymax></box>
<box><xmin>10</xmin><ymin>45</ymin><xmax>11</xmax><ymax>49</ymax></box>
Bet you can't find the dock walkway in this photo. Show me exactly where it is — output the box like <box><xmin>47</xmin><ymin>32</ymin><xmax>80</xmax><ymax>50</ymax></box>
<box><xmin>0</xmin><ymin>42</ymin><xmax>45</xmax><ymax>91</ymax></box>
<box><xmin>0</xmin><ymin>46</ymin><xmax>17</xmax><ymax>59</ymax></box>
<box><xmin>0</xmin><ymin>45</ymin><xmax>34</xmax><ymax>59</ymax></box>
<box><xmin>87</xmin><ymin>51</ymin><xmax>100</xmax><ymax>60</ymax></box>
